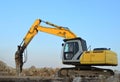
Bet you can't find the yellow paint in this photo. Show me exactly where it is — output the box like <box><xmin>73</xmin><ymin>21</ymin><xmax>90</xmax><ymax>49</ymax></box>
<box><xmin>80</xmin><ymin>50</ymin><xmax>118</xmax><ymax>66</ymax></box>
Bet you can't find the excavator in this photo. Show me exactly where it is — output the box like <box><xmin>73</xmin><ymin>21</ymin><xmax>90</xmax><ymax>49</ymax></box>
<box><xmin>15</xmin><ymin>19</ymin><xmax>118</xmax><ymax>77</ymax></box>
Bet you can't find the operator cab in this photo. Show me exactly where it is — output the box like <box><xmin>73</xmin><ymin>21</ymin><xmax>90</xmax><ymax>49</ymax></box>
<box><xmin>62</xmin><ymin>37</ymin><xmax>87</xmax><ymax>65</ymax></box>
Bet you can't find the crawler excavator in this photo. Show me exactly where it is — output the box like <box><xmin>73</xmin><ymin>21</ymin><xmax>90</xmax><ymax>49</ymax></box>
<box><xmin>15</xmin><ymin>19</ymin><xmax>118</xmax><ymax>78</ymax></box>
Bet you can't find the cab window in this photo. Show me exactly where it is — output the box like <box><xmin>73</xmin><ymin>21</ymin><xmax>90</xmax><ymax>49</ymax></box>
<box><xmin>64</xmin><ymin>42</ymin><xmax>79</xmax><ymax>60</ymax></box>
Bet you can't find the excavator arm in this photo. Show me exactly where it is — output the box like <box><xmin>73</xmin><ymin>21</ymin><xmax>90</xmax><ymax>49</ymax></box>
<box><xmin>15</xmin><ymin>19</ymin><xmax>77</xmax><ymax>76</ymax></box>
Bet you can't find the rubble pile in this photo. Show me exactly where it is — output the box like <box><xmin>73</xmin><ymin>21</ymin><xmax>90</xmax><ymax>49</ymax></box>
<box><xmin>0</xmin><ymin>60</ymin><xmax>15</xmax><ymax>76</ymax></box>
<box><xmin>0</xmin><ymin>60</ymin><xmax>59</xmax><ymax>77</ymax></box>
<box><xmin>22</xmin><ymin>66</ymin><xmax>59</xmax><ymax>77</ymax></box>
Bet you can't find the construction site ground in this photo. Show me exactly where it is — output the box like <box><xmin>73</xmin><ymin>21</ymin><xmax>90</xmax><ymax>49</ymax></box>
<box><xmin>0</xmin><ymin>60</ymin><xmax>120</xmax><ymax>82</ymax></box>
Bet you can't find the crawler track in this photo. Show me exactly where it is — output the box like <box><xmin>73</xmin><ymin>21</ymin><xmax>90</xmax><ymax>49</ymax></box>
<box><xmin>58</xmin><ymin>66</ymin><xmax>114</xmax><ymax>78</ymax></box>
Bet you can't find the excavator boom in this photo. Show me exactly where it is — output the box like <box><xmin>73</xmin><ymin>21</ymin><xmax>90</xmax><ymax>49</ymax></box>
<box><xmin>21</xmin><ymin>19</ymin><xmax>76</xmax><ymax>50</ymax></box>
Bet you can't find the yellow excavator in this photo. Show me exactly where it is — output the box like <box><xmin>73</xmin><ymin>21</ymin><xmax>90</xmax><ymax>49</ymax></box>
<box><xmin>15</xmin><ymin>19</ymin><xmax>118</xmax><ymax>77</ymax></box>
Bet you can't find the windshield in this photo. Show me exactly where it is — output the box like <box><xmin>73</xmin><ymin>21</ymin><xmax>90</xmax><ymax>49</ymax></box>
<box><xmin>64</xmin><ymin>42</ymin><xmax>79</xmax><ymax>60</ymax></box>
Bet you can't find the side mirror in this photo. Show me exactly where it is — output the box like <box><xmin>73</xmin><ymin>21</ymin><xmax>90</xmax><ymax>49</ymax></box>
<box><xmin>62</xmin><ymin>43</ymin><xmax>64</xmax><ymax>46</ymax></box>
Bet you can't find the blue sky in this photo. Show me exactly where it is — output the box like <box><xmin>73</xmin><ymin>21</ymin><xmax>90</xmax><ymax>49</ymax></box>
<box><xmin>0</xmin><ymin>0</ymin><xmax>120</xmax><ymax>70</ymax></box>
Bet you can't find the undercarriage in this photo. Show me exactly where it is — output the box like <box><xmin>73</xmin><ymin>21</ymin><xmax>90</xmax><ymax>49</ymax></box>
<box><xmin>58</xmin><ymin>66</ymin><xmax>114</xmax><ymax>78</ymax></box>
